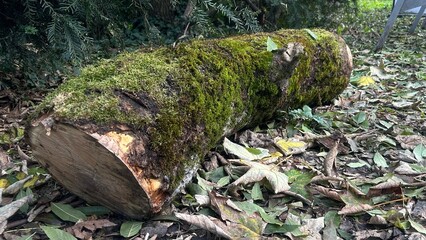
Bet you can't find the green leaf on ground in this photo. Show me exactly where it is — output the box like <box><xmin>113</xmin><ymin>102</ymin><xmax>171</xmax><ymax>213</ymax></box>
<box><xmin>75</xmin><ymin>206</ymin><xmax>111</xmax><ymax>216</ymax></box>
<box><xmin>413</xmin><ymin>144</ymin><xmax>426</xmax><ymax>162</ymax></box>
<box><xmin>223</xmin><ymin>137</ymin><xmax>269</xmax><ymax>160</ymax></box>
<box><xmin>409</xmin><ymin>218</ymin><xmax>426</xmax><ymax>234</ymax></box>
<box><xmin>233</xmin><ymin>200</ymin><xmax>283</xmax><ymax>225</ymax></box>
<box><xmin>373</xmin><ymin>152</ymin><xmax>388</xmax><ymax>168</ymax></box>
<box><xmin>120</xmin><ymin>221</ymin><xmax>143</xmax><ymax>238</ymax></box>
<box><xmin>51</xmin><ymin>203</ymin><xmax>87</xmax><ymax>223</ymax></box>
<box><xmin>41</xmin><ymin>226</ymin><xmax>77</xmax><ymax>240</ymax></box>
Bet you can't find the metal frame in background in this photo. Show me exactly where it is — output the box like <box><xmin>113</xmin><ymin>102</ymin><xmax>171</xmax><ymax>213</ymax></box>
<box><xmin>375</xmin><ymin>0</ymin><xmax>426</xmax><ymax>51</ymax></box>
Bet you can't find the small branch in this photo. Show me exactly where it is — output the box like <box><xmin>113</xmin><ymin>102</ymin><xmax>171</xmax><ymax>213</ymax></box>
<box><xmin>271</xmin><ymin>190</ymin><xmax>313</xmax><ymax>206</ymax></box>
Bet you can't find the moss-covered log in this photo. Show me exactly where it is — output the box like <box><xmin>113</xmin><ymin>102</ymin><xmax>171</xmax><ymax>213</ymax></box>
<box><xmin>27</xmin><ymin>29</ymin><xmax>352</xmax><ymax>219</ymax></box>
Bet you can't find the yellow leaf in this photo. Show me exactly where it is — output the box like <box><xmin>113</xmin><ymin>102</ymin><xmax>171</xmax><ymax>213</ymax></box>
<box><xmin>16</xmin><ymin>172</ymin><xmax>26</xmax><ymax>180</ymax></box>
<box><xmin>275</xmin><ymin>139</ymin><xmax>306</xmax><ymax>154</ymax></box>
<box><xmin>270</xmin><ymin>152</ymin><xmax>283</xmax><ymax>158</ymax></box>
<box><xmin>357</xmin><ymin>76</ymin><xmax>375</xmax><ymax>86</ymax></box>
<box><xmin>23</xmin><ymin>175</ymin><xmax>39</xmax><ymax>188</ymax></box>
<box><xmin>0</xmin><ymin>178</ymin><xmax>8</xmax><ymax>188</ymax></box>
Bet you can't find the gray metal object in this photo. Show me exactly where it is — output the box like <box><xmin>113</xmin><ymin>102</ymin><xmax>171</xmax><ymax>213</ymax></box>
<box><xmin>375</xmin><ymin>0</ymin><xmax>426</xmax><ymax>51</ymax></box>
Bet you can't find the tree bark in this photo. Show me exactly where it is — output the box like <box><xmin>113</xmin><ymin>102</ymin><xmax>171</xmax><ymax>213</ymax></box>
<box><xmin>27</xmin><ymin>29</ymin><xmax>352</xmax><ymax>219</ymax></box>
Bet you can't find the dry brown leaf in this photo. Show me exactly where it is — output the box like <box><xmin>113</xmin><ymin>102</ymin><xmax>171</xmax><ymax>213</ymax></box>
<box><xmin>394</xmin><ymin>162</ymin><xmax>420</xmax><ymax>175</ymax></box>
<box><xmin>324</xmin><ymin>139</ymin><xmax>340</xmax><ymax>177</ymax></box>
<box><xmin>316</xmin><ymin>132</ymin><xmax>350</xmax><ymax>154</ymax></box>
<box><xmin>299</xmin><ymin>217</ymin><xmax>324</xmax><ymax>240</ymax></box>
<box><xmin>67</xmin><ymin>219</ymin><xmax>117</xmax><ymax>238</ymax></box>
<box><xmin>229</xmin><ymin>160</ymin><xmax>290</xmax><ymax>193</ymax></box>
<box><xmin>395</xmin><ymin>135</ymin><xmax>426</xmax><ymax>150</ymax></box>
<box><xmin>311</xmin><ymin>185</ymin><xmax>343</xmax><ymax>202</ymax></box>
<box><xmin>346</xmin><ymin>180</ymin><xmax>366</xmax><ymax>197</ymax></box>
<box><xmin>194</xmin><ymin>194</ymin><xmax>210</xmax><ymax>206</ymax></box>
<box><xmin>0</xmin><ymin>221</ymin><xmax>6</xmax><ymax>236</ymax></box>
<box><xmin>354</xmin><ymin>229</ymin><xmax>390</xmax><ymax>239</ymax></box>
<box><xmin>209</xmin><ymin>192</ymin><xmax>242</xmax><ymax>223</ymax></box>
<box><xmin>3</xmin><ymin>175</ymin><xmax>33</xmax><ymax>195</ymax></box>
<box><xmin>178</xmin><ymin>189</ymin><xmax>268</xmax><ymax>239</ymax></box>
<box><xmin>27</xmin><ymin>205</ymin><xmax>47</xmax><ymax>222</ymax></box>
<box><xmin>0</xmin><ymin>149</ymin><xmax>11</xmax><ymax>170</ymax></box>
<box><xmin>367</xmin><ymin>179</ymin><xmax>402</xmax><ymax>197</ymax></box>
<box><xmin>175</xmin><ymin>213</ymin><xmax>232</xmax><ymax>239</ymax></box>
<box><xmin>17</xmin><ymin>145</ymin><xmax>33</xmax><ymax>162</ymax></box>
<box><xmin>0</xmin><ymin>196</ymin><xmax>30</xmax><ymax>223</ymax></box>
<box><xmin>369</xmin><ymin>215</ymin><xmax>387</xmax><ymax>225</ymax></box>
<box><xmin>338</xmin><ymin>203</ymin><xmax>373</xmax><ymax>215</ymax></box>
<box><xmin>309</xmin><ymin>175</ymin><xmax>344</xmax><ymax>183</ymax></box>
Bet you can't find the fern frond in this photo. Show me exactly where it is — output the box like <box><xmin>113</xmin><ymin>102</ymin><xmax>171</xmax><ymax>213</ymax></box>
<box><xmin>22</xmin><ymin>0</ymin><xmax>38</xmax><ymax>20</ymax></box>
<box><xmin>47</xmin><ymin>15</ymin><xmax>62</xmax><ymax>44</ymax></box>
<box><xmin>39</xmin><ymin>0</ymin><xmax>56</xmax><ymax>16</ymax></box>
<box><xmin>59</xmin><ymin>0</ymin><xmax>80</xmax><ymax>14</ymax></box>
<box><xmin>215</xmin><ymin>3</ymin><xmax>243</xmax><ymax>29</ymax></box>
<box><xmin>240</xmin><ymin>7</ymin><xmax>261</xmax><ymax>32</ymax></box>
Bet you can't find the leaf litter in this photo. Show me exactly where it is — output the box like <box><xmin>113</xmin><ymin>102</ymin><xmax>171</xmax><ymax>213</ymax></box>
<box><xmin>0</xmin><ymin>6</ymin><xmax>426</xmax><ymax>240</ymax></box>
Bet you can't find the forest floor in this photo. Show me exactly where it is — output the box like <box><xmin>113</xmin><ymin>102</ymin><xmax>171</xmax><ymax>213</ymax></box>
<box><xmin>1</xmin><ymin>6</ymin><xmax>426</xmax><ymax>240</ymax></box>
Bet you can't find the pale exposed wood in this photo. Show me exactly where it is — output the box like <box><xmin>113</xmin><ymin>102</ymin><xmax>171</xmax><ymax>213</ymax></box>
<box><xmin>28</xmin><ymin>120</ymin><xmax>156</xmax><ymax>219</ymax></box>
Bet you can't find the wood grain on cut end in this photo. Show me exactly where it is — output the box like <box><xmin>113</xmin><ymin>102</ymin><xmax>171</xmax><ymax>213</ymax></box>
<box><xmin>28</xmin><ymin>120</ymin><xmax>153</xmax><ymax>219</ymax></box>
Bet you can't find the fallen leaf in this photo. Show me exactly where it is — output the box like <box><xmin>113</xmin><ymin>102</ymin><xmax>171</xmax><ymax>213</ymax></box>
<box><xmin>275</xmin><ymin>139</ymin><xmax>307</xmax><ymax>155</ymax></box>
<box><xmin>0</xmin><ymin>196</ymin><xmax>30</xmax><ymax>223</ymax></box>
<box><xmin>120</xmin><ymin>221</ymin><xmax>142</xmax><ymax>238</ymax></box>
<box><xmin>51</xmin><ymin>202</ymin><xmax>87</xmax><ymax>223</ymax></box>
<box><xmin>396</xmin><ymin>135</ymin><xmax>426</xmax><ymax>150</ymax></box>
<box><xmin>266</xmin><ymin>37</ymin><xmax>278</xmax><ymax>52</ymax></box>
<box><xmin>230</xmin><ymin>160</ymin><xmax>290</xmax><ymax>193</ymax></box>
<box><xmin>367</xmin><ymin>179</ymin><xmax>402</xmax><ymax>197</ymax></box>
<box><xmin>369</xmin><ymin>215</ymin><xmax>387</xmax><ymax>225</ymax></box>
<box><xmin>175</xmin><ymin>213</ymin><xmax>232</xmax><ymax>239</ymax></box>
<box><xmin>324</xmin><ymin>139</ymin><xmax>340</xmax><ymax>177</ymax></box>
<box><xmin>311</xmin><ymin>185</ymin><xmax>343</xmax><ymax>202</ymax></box>
<box><xmin>394</xmin><ymin>162</ymin><xmax>419</xmax><ymax>175</ymax></box>
<box><xmin>0</xmin><ymin>149</ymin><xmax>11</xmax><ymax>170</ymax></box>
<box><xmin>409</xmin><ymin>218</ymin><xmax>426</xmax><ymax>234</ymax></box>
<box><xmin>356</xmin><ymin>76</ymin><xmax>375</xmax><ymax>86</ymax></box>
<box><xmin>3</xmin><ymin>175</ymin><xmax>33</xmax><ymax>195</ymax></box>
<box><xmin>338</xmin><ymin>204</ymin><xmax>374</xmax><ymax>215</ymax></box>
<box><xmin>370</xmin><ymin>65</ymin><xmax>394</xmax><ymax>80</ymax></box>
<box><xmin>299</xmin><ymin>217</ymin><xmax>324</xmax><ymax>239</ymax></box>
<box><xmin>323</xmin><ymin>211</ymin><xmax>340</xmax><ymax>240</ymax></box>
<box><xmin>373</xmin><ymin>152</ymin><xmax>388</xmax><ymax>168</ymax></box>
<box><xmin>68</xmin><ymin>219</ymin><xmax>116</xmax><ymax>235</ymax></box>
<box><xmin>194</xmin><ymin>194</ymin><xmax>210</xmax><ymax>206</ymax></box>
<box><xmin>304</xmin><ymin>29</ymin><xmax>318</xmax><ymax>40</ymax></box>
<box><xmin>413</xmin><ymin>144</ymin><xmax>426</xmax><ymax>162</ymax></box>
<box><xmin>232</xmin><ymin>200</ymin><xmax>283</xmax><ymax>225</ymax></box>
<box><xmin>223</xmin><ymin>138</ymin><xmax>269</xmax><ymax>160</ymax></box>
<box><xmin>41</xmin><ymin>226</ymin><xmax>77</xmax><ymax>240</ymax></box>
<box><xmin>354</xmin><ymin>229</ymin><xmax>390</xmax><ymax>239</ymax></box>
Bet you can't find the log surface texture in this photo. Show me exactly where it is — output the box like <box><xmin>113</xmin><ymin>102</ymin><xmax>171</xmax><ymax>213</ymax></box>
<box><xmin>27</xmin><ymin>29</ymin><xmax>352</xmax><ymax>219</ymax></box>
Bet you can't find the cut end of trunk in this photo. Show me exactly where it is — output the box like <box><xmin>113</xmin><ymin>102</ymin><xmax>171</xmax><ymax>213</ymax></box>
<box><xmin>28</xmin><ymin>117</ymin><xmax>167</xmax><ymax>219</ymax></box>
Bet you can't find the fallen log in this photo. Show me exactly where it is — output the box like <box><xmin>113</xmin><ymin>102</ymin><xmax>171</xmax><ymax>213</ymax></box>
<box><xmin>27</xmin><ymin>29</ymin><xmax>352</xmax><ymax>219</ymax></box>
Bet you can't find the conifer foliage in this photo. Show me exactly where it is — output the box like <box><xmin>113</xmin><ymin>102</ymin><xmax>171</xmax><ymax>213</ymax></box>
<box><xmin>0</xmin><ymin>0</ymin><xmax>356</xmax><ymax>89</ymax></box>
